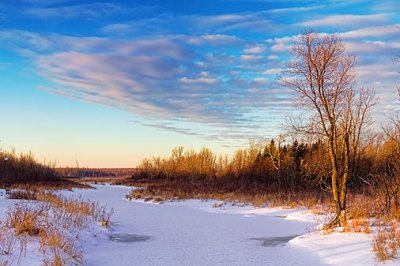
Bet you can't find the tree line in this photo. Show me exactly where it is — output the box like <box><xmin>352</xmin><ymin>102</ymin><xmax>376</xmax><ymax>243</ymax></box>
<box><xmin>0</xmin><ymin>150</ymin><xmax>58</xmax><ymax>184</ymax></box>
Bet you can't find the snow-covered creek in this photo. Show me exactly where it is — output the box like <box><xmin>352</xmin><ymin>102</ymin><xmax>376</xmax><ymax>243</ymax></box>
<box><xmin>2</xmin><ymin>184</ymin><xmax>393</xmax><ymax>265</ymax></box>
<box><xmin>64</xmin><ymin>184</ymin><xmax>323</xmax><ymax>265</ymax></box>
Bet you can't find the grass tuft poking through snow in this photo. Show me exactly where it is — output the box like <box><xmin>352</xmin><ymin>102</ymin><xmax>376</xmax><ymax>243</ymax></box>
<box><xmin>39</xmin><ymin>226</ymin><xmax>83</xmax><ymax>266</ymax></box>
<box><xmin>0</xmin><ymin>188</ymin><xmax>113</xmax><ymax>266</ymax></box>
<box><xmin>373</xmin><ymin>221</ymin><xmax>400</xmax><ymax>261</ymax></box>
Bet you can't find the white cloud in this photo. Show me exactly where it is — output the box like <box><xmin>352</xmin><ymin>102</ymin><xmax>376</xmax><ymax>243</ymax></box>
<box><xmin>267</xmin><ymin>55</ymin><xmax>279</xmax><ymax>60</ymax></box>
<box><xmin>252</xmin><ymin>77</ymin><xmax>269</xmax><ymax>85</ymax></box>
<box><xmin>346</xmin><ymin>40</ymin><xmax>400</xmax><ymax>53</ymax></box>
<box><xmin>187</xmin><ymin>34</ymin><xmax>242</xmax><ymax>46</ymax></box>
<box><xmin>262</xmin><ymin>68</ymin><xmax>283</xmax><ymax>75</ymax></box>
<box><xmin>299</xmin><ymin>14</ymin><xmax>388</xmax><ymax>27</ymax></box>
<box><xmin>101</xmin><ymin>24</ymin><xmax>132</xmax><ymax>34</ymax></box>
<box><xmin>26</xmin><ymin>3</ymin><xmax>124</xmax><ymax>18</ymax></box>
<box><xmin>180</xmin><ymin>77</ymin><xmax>218</xmax><ymax>85</ymax></box>
<box><xmin>341</xmin><ymin>24</ymin><xmax>400</xmax><ymax>39</ymax></box>
<box><xmin>195</xmin><ymin>14</ymin><xmax>253</xmax><ymax>27</ymax></box>
<box><xmin>180</xmin><ymin>72</ymin><xmax>219</xmax><ymax>85</ymax></box>
<box><xmin>240</xmin><ymin>54</ymin><xmax>263</xmax><ymax>61</ymax></box>
<box><xmin>266</xmin><ymin>5</ymin><xmax>322</xmax><ymax>13</ymax></box>
<box><xmin>243</xmin><ymin>45</ymin><xmax>265</xmax><ymax>54</ymax></box>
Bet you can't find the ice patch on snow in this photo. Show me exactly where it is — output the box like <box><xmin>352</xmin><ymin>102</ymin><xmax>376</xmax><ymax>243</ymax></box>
<box><xmin>109</xmin><ymin>233</ymin><xmax>150</xmax><ymax>243</ymax></box>
<box><xmin>252</xmin><ymin>235</ymin><xmax>300</xmax><ymax>247</ymax></box>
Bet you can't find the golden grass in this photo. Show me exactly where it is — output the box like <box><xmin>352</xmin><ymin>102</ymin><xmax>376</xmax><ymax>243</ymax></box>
<box><xmin>39</xmin><ymin>227</ymin><xmax>83</xmax><ymax>266</ymax></box>
<box><xmin>1</xmin><ymin>189</ymin><xmax>113</xmax><ymax>265</ymax></box>
<box><xmin>373</xmin><ymin>222</ymin><xmax>400</xmax><ymax>261</ymax></box>
<box><xmin>6</xmin><ymin>203</ymin><xmax>48</xmax><ymax>236</ymax></box>
<box><xmin>125</xmin><ymin>180</ymin><xmax>330</xmax><ymax>210</ymax></box>
<box><xmin>3</xmin><ymin>180</ymin><xmax>92</xmax><ymax>191</ymax></box>
<box><xmin>342</xmin><ymin>218</ymin><xmax>371</xmax><ymax>234</ymax></box>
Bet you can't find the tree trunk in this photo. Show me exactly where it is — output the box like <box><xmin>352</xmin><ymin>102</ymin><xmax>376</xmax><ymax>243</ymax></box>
<box><xmin>328</xmin><ymin>134</ymin><xmax>347</xmax><ymax>227</ymax></box>
<box><xmin>338</xmin><ymin>133</ymin><xmax>350</xmax><ymax>227</ymax></box>
<box><xmin>338</xmin><ymin>209</ymin><xmax>347</xmax><ymax>227</ymax></box>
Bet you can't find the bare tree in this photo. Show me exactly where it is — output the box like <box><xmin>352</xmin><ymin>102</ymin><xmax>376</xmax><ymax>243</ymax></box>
<box><xmin>350</xmin><ymin>88</ymin><xmax>376</xmax><ymax>181</ymax></box>
<box><xmin>282</xmin><ymin>30</ymin><xmax>376</xmax><ymax>227</ymax></box>
<box><xmin>261</xmin><ymin>134</ymin><xmax>286</xmax><ymax>188</ymax></box>
<box><xmin>383</xmin><ymin>52</ymin><xmax>400</xmax><ymax>159</ymax></box>
<box><xmin>263</xmin><ymin>134</ymin><xmax>285</xmax><ymax>172</ymax></box>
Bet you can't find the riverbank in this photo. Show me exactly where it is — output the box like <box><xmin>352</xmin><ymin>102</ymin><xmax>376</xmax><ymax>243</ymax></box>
<box><xmin>1</xmin><ymin>184</ymin><xmax>399</xmax><ymax>265</ymax></box>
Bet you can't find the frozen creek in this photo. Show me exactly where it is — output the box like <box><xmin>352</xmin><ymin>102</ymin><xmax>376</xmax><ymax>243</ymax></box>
<box><xmin>64</xmin><ymin>185</ymin><xmax>322</xmax><ymax>266</ymax></box>
<box><xmin>2</xmin><ymin>184</ymin><xmax>396</xmax><ymax>265</ymax></box>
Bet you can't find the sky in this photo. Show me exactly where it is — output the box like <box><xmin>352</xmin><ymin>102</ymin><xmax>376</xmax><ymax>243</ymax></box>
<box><xmin>0</xmin><ymin>0</ymin><xmax>399</xmax><ymax>167</ymax></box>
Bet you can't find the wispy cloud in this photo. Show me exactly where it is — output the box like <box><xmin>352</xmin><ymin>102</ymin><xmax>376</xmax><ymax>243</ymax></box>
<box><xmin>99</xmin><ymin>11</ymin><xmax>282</xmax><ymax>37</ymax></box>
<box><xmin>101</xmin><ymin>23</ymin><xmax>132</xmax><ymax>35</ymax></box>
<box><xmin>341</xmin><ymin>24</ymin><xmax>400</xmax><ymax>39</ymax></box>
<box><xmin>243</xmin><ymin>45</ymin><xmax>265</xmax><ymax>54</ymax></box>
<box><xmin>266</xmin><ymin>5</ymin><xmax>322</xmax><ymax>14</ymax></box>
<box><xmin>299</xmin><ymin>14</ymin><xmax>388</xmax><ymax>27</ymax></box>
<box><xmin>240</xmin><ymin>54</ymin><xmax>263</xmax><ymax>62</ymax></box>
<box><xmin>186</xmin><ymin>34</ymin><xmax>243</xmax><ymax>46</ymax></box>
<box><xmin>0</xmin><ymin>30</ymin><xmax>285</xmax><ymax>142</ymax></box>
<box><xmin>26</xmin><ymin>3</ymin><xmax>125</xmax><ymax>18</ymax></box>
<box><xmin>262</xmin><ymin>68</ymin><xmax>283</xmax><ymax>75</ymax></box>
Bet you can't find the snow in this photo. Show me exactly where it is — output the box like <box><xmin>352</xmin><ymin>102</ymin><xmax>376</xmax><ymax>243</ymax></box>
<box><xmin>1</xmin><ymin>184</ymin><xmax>399</xmax><ymax>265</ymax></box>
<box><xmin>290</xmin><ymin>231</ymin><xmax>375</xmax><ymax>266</ymax></box>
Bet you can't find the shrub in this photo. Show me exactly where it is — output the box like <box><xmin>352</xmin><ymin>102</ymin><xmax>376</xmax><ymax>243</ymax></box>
<box><xmin>6</xmin><ymin>203</ymin><xmax>48</xmax><ymax>236</ymax></box>
<box><xmin>0</xmin><ymin>222</ymin><xmax>28</xmax><ymax>266</ymax></box>
<box><xmin>1</xmin><ymin>190</ymin><xmax>113</xmax><ymax>265</ymax></box>
<box><xmin>39</xmin><ymin>227</ymin><xmax>83</xmax><ymax>266</ymax></box>
<box><xmin>343</xmin><ymin>218</ymin><xmax>371</xmax><ymax>234</ymax></box>
<box><xmin>92</xmin><ymin>204</ymin><xmax>114</xmax><ymax>228</ymax></box>
<box><xmin>373</xmin><ymin>222</ymin><xmax>400</xmax><ymax>261</ymax></box>
<box><xmin>0</xmin><ymin>226</ymin><xmax>16</xmax><ymax>256</ymax></box>
<box><xmin>8</xmin><ymin>190</ymin><xmax>38</xmax><ymax>200</ymax></box>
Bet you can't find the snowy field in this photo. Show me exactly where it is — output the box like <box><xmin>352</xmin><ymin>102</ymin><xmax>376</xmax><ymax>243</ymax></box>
<box><xmin>1</xmin><ymin>184</ymin><xmax>399</xmax><ymax>265</ymax></box>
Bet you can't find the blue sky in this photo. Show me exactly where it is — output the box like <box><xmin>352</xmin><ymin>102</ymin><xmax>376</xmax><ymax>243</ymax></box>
<box><xmin>0</xmin><ymin>0</ymin><xmax>399</xmax><ymax>167</ymax></box>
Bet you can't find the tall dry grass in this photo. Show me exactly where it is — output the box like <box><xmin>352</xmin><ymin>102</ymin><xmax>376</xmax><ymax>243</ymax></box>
<box><xmin>6</xmin><ymin>202</ymin><xmax>48</xmax><ymax>236</ymax></box>
<box><xmin>39</xmin><ymin>226</ymin><xmax>83</xmax><ymax>266</ymax></box>
<box><xmin>373</xmin><ymin>221</ymin><xmax>400</xmax><ymax>261</ymax></box>
<box><xmin>0</xmin><ymin>189</ymin><xmax>113</xmax><ymax>265</ymax></box>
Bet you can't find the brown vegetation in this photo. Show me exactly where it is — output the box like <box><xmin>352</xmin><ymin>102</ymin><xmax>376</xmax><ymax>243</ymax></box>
<box><xmin>126</xmin><ymin>179</ymin><xmax>329</xmax><ymax>208</ymax></box>
<box><xmin>0</xmin><ymin>150</ymin><xmax>90</xmax><ymax>191</ymax></box>
<box><xmin>0</xmin><ymin>189</ymin><xmax>113</xmax><ymax>265</ymax></box>
<box><xmin>373</xmin><ymin>222</ymin><xmax>400</xmax><ymax>261</ymax></box>
<box><xmin>0</xmin><ymin>151</ymin><xmax>58</xmax><ymax>184</ymax></box>
<box><xmin>6</xmin><ymin>203</ymin><xmax>48</xmax><ymax>236</ymax></box>
<box><xmin>56</xmin><ymin>167</ymin><xmax>137</xmax><ymax>179</ymax></box>
<box><xmin>39</xmin><ymin>227</ymin><xmax>83</xmax><ymax>266</ymax></box>
<box><xmin>126</xmin><ymin>129</ymin><xmax>400</xmax><ymax>217</ymax></box>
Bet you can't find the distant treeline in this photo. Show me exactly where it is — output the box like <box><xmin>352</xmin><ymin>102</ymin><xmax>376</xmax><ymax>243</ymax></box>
<box><xmin>0</xmin><ymin>150</ymin><xmax>58</xmax><ymax>184</ymax></box>
<box><xmin>134</xmin><ymin>134</ymin><xmax>400</xmax><ymax>215</ymax></box>
<box><xmin>56</xmin><ymin>167</ymin><xmax>137</xmax><ymax>178</ymax></box>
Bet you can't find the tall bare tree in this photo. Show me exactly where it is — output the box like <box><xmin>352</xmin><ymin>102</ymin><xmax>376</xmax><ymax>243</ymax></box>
<box><xmin>262</xmin><ymin>134</ymin><xmax>286</xmax><ymax>189</ymax></box>
<box><xmin>282</xmin><ymin>30</ymin><xmax>376</xmax><ymax>226</ymax></box>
